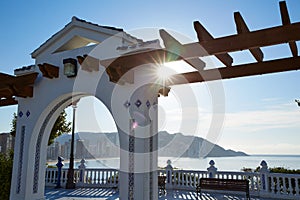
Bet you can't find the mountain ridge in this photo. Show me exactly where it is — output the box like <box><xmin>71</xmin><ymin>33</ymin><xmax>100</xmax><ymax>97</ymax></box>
<box><xmin>54</xmin><ymin>131</ymin><xmax>248</xmax><ymax>158</ymax></box>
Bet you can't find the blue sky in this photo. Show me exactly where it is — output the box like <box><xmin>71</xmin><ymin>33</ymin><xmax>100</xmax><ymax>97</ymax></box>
<box><xmin>1</xmin><ymin>0</ymin><xmax>300</xmax><ymax>155</ymax></box>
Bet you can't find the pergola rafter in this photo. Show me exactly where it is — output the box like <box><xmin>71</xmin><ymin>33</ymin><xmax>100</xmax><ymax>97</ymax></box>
<box><xmin>0</xmin><ymin>72</ymin><xmax>38</xmax><ymax>106</ymax></box>
<box><xmin>101</xmin><ymin>1</ymin><xmax>299</xmax><ymax>85</ymax></box>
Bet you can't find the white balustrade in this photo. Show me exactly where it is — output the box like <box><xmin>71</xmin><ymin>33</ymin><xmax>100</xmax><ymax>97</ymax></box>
<box><xmin>45</xmin><ymin>159</ymin><xmax>300</xmax><ymax>199</ymax></box>
<box><xmin>266</xmin><ymin>172</ymin><xmax>300</xmax><ymax>198</ymax></box>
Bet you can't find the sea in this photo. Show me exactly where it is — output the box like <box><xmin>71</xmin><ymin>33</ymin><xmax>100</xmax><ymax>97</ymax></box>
<box><xmin>56</xmin><ymin>155</ymin><xmax>300</xmax><ymax>172</ymax></box>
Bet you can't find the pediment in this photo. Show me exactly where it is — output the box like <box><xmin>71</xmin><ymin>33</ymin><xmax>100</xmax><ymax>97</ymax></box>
<box><xmin>31</xmin><ymin>17</ymin><xmax>140</xmax><ymax>59</ymax></box>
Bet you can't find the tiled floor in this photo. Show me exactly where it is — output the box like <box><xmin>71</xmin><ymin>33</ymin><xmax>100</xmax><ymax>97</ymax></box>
<box><xmin>45</xmin><ymin>187</ymin><xmax>273</xmax><ymax>200</ymax></box>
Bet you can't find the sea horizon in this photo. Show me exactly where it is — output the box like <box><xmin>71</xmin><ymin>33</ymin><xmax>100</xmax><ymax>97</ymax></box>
<box><xmin>48</xmin><ymin>154</ymin><xmax>300</xmax><ymax>172</ymax></box>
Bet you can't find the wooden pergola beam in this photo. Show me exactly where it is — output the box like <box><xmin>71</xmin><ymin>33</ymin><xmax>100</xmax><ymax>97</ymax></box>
<box><xmin>183</xmin><ymin>22</ymin><xmax>300</xmax><ymax>58</ymax></box>
<box><xmin>193</xmin><ymin>21</ymin><xmax>233</xmax><ymax>67</ymax></box>
<box><xmin>234</xmin><ymin>12</ymin><xmax>264</xmax><ymax>62</ymax></box>
<box><xmin>280</xmin><ymin>1</ymin><xmax>298</xmax><ymax>57</ymax></box>
<box><xmin>0</xmin><ymin>98</ymin><xmax>17</xmax><ymax>107</ymax></box>
<box><xmin>102</xmin><ymin>22</ymin><xmax>300</xmax><ymax>73</ymax></box>
<box><xmin>77</xmin><ymin>55</ymin><xmax>99</xmax><ymax>72</ymax></box>
<box><xmin>38</xmin><ymin>63</ymin><xmax>59</xmax><ymax>79</ymax></box>
<box><xmin>0</xmin><ymin>72</ymin><xmax>38</xmax><ymax>99</ymax></box>
<box><xmin>159</xmin><ymin>29</ymin><xmax>205</xmax><ymax>71</ymax></box>
<box><xmin>167</xmin><ymin>56</ymin><xmax>300</xmax><ymax>85</ymax></box>
<box><xmin>0</xmin><ymin>72</ymin><xmax>38</xmax><ymax>89</ymax></box>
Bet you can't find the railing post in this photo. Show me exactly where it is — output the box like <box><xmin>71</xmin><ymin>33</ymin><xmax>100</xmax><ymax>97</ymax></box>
<box><xmin>78</xmin><ymin>158</ymin><xmax>86</xmax><ymax>187</ymax></box>
<box><xmin>55</xmin><ymin>156</ymin><xmax>64</xmax><ymax>188</ymax></box>
<box><xmin>207</xmin><ymin>160</ymin><xmax>217</xmax><ymax>178</ymax></box>
<box><xmin>165</xmin><ymin>160</ymin><xmax>173</xmax><ymax>190</ymax></box>
<box><xmin>259</xmin><ymin>160</ymin><xmax>269</xmax><ymax>193</ymax></box>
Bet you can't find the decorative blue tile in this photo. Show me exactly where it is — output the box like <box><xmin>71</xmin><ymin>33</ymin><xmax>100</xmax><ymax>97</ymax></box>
<box><xmin>146</xmin><ymin>100</ymin><xmax>151</xmax><ymax>108</ymax></box>
<box><xmin>135</xmin><ymin>99</ymin><xmax>142</xmax><ymax>108</ymax></box>
<box><xmin>26</xmin><ymin>110</ymin><xmax>31</xmax><ymax>117</ymax></box>
<box><xmin>18</xmin><ymin>111</ymin><xmax>23</xmax><ymax>118</ymax></box>
<box><xmin>17</xmin><ymin>126</ymin><xmax>25</xmax><ymax>194</ymax></box>
<box><xmin>124</xmin><ymin>100</ymin><xmax>131</xmax><ymax>108</ymax></box>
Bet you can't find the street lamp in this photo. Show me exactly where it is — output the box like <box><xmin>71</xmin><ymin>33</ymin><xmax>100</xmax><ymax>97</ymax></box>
<box><xmin>66</xmin><ymin>102</ymin><xmax>77</xmax><ymax>189</ymax></box>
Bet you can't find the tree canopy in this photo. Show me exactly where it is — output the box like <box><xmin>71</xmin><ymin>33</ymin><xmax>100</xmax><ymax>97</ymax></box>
<box><xmin>10</xmin><ymin>110</ymin><xmax>71</xmax><ymax>145</ymax></box>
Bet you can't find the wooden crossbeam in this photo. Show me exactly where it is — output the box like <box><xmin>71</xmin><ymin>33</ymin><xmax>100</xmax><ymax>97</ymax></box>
<box><xmin>158</xmin><ymin>86</ymin><xmax>171</xmax><ymax>97</ymax></box>
<box><xmin>167</xmin><ymin>56</ymin><xmax>300</xmax><ymax>85</ymax></box>
<box><xmin>0</xmin><ymin>98</ymin><xmax>17</xmax><ymax>107</ymax></box>
<box><xmin>234</xmin><ymin>12</ymin><xmax>264</xmax><ymax>62</ymax></box>
<box><xmin>102</xmin><ymin>22</ymin><xmax>300</xmax><ymax>73</ymax></box>
<box><xmin>77</xmin><ymin>55</ymin><xmax>99</xmax><ymax>72</ymax></box>
<box><xmin>159</xmin><ymin>29</ymin><xmax>205</xmax><ymax>71</ymax></box>
<box><xmin>193</xmin><ymin>21</ymin><xmax>233</xmax><ymax>67</ymax></box>
<box><xmin>182</xmin><ymin>22</ymin><xmax>300</xmax><ymax>58</ymax></box>
<box><xmin>0</xmin><ymin>73</ymin><xmax>38</xmax><ymax>89</ymax></box>
<box><xmin>38</xmin><ymin>63</ymin><xmax>59</xmax><ymax>79</ymax></box>
<box><xmin>280</xmin><ymin>1</ymin><xmax>298</xmax><ymax>57</ymax></box>
<box><xmin>0</xmin><ymin>72</ymin><xmax>38</xmax><ymax>99</ymax></box>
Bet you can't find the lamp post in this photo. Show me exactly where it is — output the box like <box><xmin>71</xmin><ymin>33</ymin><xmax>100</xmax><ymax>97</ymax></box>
<box><xmin>66</xmin><ymin>102</ymin><xmax>77</xmax><ymax>189</ymax></box>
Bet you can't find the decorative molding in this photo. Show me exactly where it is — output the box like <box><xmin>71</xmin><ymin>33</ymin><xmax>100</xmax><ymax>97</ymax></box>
<box><xmin>149</xmin><ymin>120</ymin><xmax>153</xmax><ymax>199</ymax></box>
<box><xmin>14</xmin><ymin>65</ymin><xmax>36</xmax><ymax>76</ymax></box>
<box><xmin>16</xmin><ymin>126</ymin><xmax>25</xmax><ymax>194</ymax></box>
<box><xmin>128</xmin><ymin>119</ymin><xmax>135</xmax><ymax>200</ymax></box>
<box><xmin>33</xmin><ymin>95</ymin><xmax>81</xmax><ymax>193</ymax></box>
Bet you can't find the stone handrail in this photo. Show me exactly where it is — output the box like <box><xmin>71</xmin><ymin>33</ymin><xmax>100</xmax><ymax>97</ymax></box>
<box><xmin>45</xmin><ymin>159</ymin><xmax>300</xmax><ymax>199</ymax></box>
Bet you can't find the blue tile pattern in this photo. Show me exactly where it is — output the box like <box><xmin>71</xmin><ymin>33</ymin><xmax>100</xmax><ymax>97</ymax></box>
<box><xmin>146</xmin><ymin>100</ymin><xmax>151</xmax><ymax>108</ymax></box>
<box><xmin>135</xmin><ymin>99</ymin><xmax>142</xmax><ymax>108</ymax></box>
<box><xmin>123</xmin><ymin>100</ymin><xmax>131</xmax><ymax>108</ymax></box>
<box><xmin>16</xmin><ymin>126</ymin><xmax>25</xmax><ymax>194</ymax></box>
<box><xmin>26</xmin><ymin>110</ymin><xmax>31</xmax><ymax>117</ymax></box>
<box><xmin>128</xmin><ymin>119</ymin><xmax>135</xmax><ymax>200</ymax></box>
<box><xmin>18</xmin><ymin>111</ymin><xmax>23</xmax><ymax>118</ymax></box>
<box><xmin>33</xmin><ymin>95</ymin><xmax>81</xmax><ymax>193</ymax></box>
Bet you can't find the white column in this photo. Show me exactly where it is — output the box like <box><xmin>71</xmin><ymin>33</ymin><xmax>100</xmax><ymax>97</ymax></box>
<box><xmin>114</xmin><ymin>82</ymin><xmax>159</xmax><ymax>200</ymax></box>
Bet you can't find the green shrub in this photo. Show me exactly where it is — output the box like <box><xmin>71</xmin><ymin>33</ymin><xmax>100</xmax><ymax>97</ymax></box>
<box><xmin>0</xmin><ymin>151</ymin><xmax>13</xmax><ymax>200</ymax></box>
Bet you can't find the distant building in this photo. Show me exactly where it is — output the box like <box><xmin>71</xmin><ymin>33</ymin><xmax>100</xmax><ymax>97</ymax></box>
<box><xmin>0</xmin><ymin>132</ymin><xmax>14</xmax><ymax>154</ymax></box>
<box><xmin>75</xmin><ymin>139</ymin><xmax>91</xmax><ymax>159</ymax></box>
<box><xmin>46</xmin><ymin>141</ymin><xmax>59</xmax><ymax>160</ymax></box>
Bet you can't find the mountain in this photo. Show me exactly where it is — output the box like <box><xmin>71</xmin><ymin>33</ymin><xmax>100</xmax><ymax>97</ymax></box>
<box><xmin>158</xmin><ymin>131</ymin><xmax>248</xmax><ymax>158</ymax></box>
<box><xmin>53</xmin><ymin>131</ymin><xmax>248</xmax><ymax>158</ymax></box>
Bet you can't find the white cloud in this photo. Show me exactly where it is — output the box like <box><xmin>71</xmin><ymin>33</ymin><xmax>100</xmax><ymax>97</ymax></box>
<box><xmin>223</xmin><ymin>109</ymin><xmax>300</xmax><ymax>133</ymax></box>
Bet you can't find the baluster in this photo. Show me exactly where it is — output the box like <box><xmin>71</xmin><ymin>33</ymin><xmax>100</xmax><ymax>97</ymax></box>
<box><xmin>182</xmin><ymin>172</ymin><xmax>186</xmax><ymax>187</ymax></box>
<box><xmin>113</xmin><ymin>171</ymin><xmax>116</xmax><ymax>185</ymax></box>
<box><xmin>282</xmin><ymin>177</ymin><xmax>287</xmax><ymax>194</ymax></box>
<box><xmin>295</xmin><ymin>178</ymin><xmax>299</xmax><ymax>196</ymax></box>
<box><xmin>288</xmin><ymin>177</ymin><xmax>293</xmax><ymax>196</ymax></box>
<box><xmin>188</xmin><ymin>172</ymin><xmax>192</xmax><ymax>187</ymax></box>
<box><xmin>177</xmin><ymin>171</ymin><xmax>180</xmax><ymax>186</ymax></box>
<box><xmin>85</xmin><ymin>170</ymin><xmax>89</xmax><ymax>184</ymax></box>
<box><xmin>104</xmin><ymin>170</ymin><xmax>107</xmax><ymax>185</ymax></box>
<box><xmin>270</xmin><ymin>176</ymin><xmax>275</xmax><ymax>194</ymax></box>
<box><xmin>276</xmin><ymin>177</ymin><xmax>281</xmax><ymax>194</ymax></box>
<box><xmin>100</xmin><ymin>170</ymin><xmax>103</xmax><ymax>184</ymax></box>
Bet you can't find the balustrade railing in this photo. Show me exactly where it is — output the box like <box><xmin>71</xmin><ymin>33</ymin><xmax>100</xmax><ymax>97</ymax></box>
<box><xmin>46</xmin><ymin>159</ymin><xmax>300</xmax><ymax>199</ymax></box>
